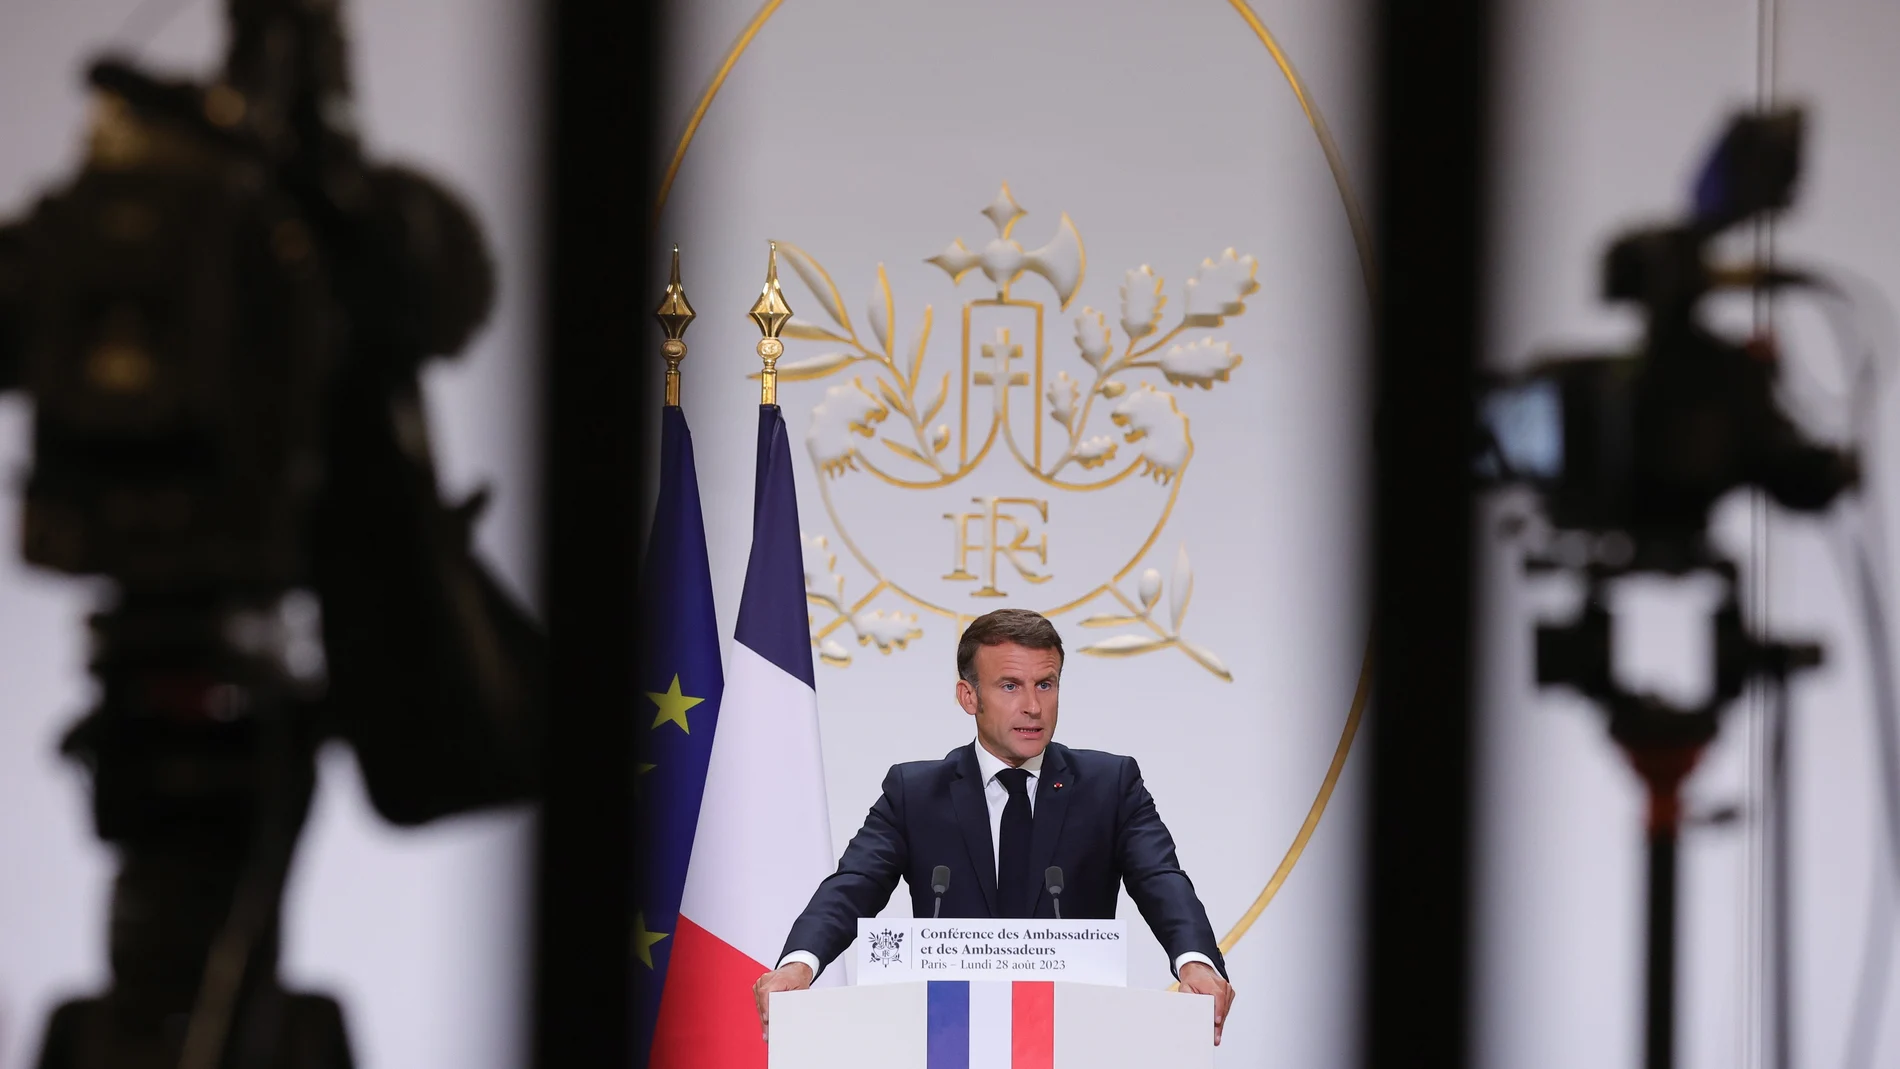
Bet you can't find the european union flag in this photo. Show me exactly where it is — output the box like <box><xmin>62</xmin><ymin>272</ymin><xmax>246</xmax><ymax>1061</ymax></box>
<box><xmin>633</xmin><ymin>404</ymin><xmax>724</xmax><ymax>1063</ymax></box>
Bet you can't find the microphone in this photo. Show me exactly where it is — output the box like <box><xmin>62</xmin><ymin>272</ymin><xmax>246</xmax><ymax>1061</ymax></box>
<box><xmin>931</xmin><ymin>865</ymin><xmax>951</xmax><ymax>919</ymax></box>
<box><xmin>1044</xmin><ymin>866</ymin><xmax>1065</xmax><ymax>920</ymax></box>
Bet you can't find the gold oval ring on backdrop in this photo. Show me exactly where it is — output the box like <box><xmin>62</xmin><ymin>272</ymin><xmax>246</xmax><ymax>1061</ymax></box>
<box><xmin>653</xmin><ymin>0</ymin><xmax>1375</xmax><ymax>970</ymax></box>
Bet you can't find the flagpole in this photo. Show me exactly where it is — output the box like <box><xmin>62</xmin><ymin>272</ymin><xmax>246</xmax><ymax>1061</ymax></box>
<box><xmin>654</xmin><ymin>244</ymin><xmax>696</xmax><ymax>406</ymax></box>
<box><xmin>748</xmin><ymin>241</ymin><xmax>793</xmax><ymax>405</ymax></box>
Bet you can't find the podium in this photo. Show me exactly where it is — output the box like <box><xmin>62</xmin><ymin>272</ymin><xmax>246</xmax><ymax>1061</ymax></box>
<box><xmin>768</xmin><ymin>981</ymin><xmax>1213</xmax><ymax>1069</ymax></box>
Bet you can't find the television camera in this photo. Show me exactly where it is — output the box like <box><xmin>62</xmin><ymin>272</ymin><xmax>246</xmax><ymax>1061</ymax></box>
<box><xmin>0</xmin><ymin>2</ymin><xmax>546</xmax><ymax>1066</ymax></box>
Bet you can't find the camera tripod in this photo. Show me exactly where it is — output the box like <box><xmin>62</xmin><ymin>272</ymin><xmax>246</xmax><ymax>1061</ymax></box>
<box><xmin>32</xmin><ymin>592</ymin><xmax>348</xmax><ymax>1069</ymax></box>
<box><xmin>1535</xmin><ymin>550</ymin><xmax>1819</xmax><ymax>1069</ymax></box>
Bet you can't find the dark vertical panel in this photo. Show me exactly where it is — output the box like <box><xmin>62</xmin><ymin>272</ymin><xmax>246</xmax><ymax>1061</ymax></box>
<box><xmin>535</xmin><ymin>0</ymin><xmax>663</xmax><ymax>1063</ymax></box>
<box><xmin>1364</xmin><ymin>0</ymin><xmax>1491</xmax><ymax>1064</ymax></box>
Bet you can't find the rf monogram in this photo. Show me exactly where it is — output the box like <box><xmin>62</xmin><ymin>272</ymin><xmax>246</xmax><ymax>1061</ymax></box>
<box><xmin>943</xmin><ymin>497</ymin><xmax>1052</xmax><ymax>598</ymax></box>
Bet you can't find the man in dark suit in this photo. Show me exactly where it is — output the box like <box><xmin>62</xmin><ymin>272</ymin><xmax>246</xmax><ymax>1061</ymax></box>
<box><xmin>753</xmin><ymin>608</ymin><xmax>1237</xmax><ymax>1044</ymax></box>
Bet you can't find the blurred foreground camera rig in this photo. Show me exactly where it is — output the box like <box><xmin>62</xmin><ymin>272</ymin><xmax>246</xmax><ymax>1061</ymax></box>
<box><xmin>1481</xmin><ymin>108</ymin><xmax>1855</xmax><ymax>816</ymax></box>
<box><xmin>0</xmin><ymin>2</ymin><xmax>545</xmax><ymax>1067</ymax></box>
<box><xmin>1480</xmin><ymin>109</ymin><xmax>1857</xmax><ymax>1069</ymax></box>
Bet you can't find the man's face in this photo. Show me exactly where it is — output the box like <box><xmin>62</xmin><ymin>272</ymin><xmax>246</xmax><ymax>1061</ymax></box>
<box><xmin>956</xmin><ymin>641</ymin><xmax>1062</xmax><ymax>767</ymax></box>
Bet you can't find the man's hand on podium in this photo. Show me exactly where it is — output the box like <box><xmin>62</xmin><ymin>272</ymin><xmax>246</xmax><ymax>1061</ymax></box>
<box><xmin>1177</xmin><ymin>961</ymin><xmax>1236</xmax><ymax>1046</ymax></box>
<box><xmin>752</xmin><ymin>961</ymin><xmax>815</xmax><ymax>1041</ymax></box>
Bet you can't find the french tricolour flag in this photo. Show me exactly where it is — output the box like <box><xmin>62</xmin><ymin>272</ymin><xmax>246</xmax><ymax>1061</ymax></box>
<box><xmin>925</xmin><ymin>982</ymin><xmax>1057</xmax><ymax>1069</ymax></box>
<box><xmin>649</xmin><ymin>403</ymin><xmax>837</xmax><ymax>1068</ymax></box>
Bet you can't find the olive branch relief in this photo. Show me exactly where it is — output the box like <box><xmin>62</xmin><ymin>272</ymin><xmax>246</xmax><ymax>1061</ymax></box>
<box><xmin>801</xmin><ymin>533</ymin><xmax>922</xmax><ymax>668</ymax></box>
<box><xmin>771</xmin><ymin>186</ymin><xmax>1261</xmax><ymax>679</ymax></box>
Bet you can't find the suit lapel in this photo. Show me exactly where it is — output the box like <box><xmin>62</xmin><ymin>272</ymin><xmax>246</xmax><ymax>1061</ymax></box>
<box><xmin>948</xmin><ymin>745</ymin><xmax>999</xmax><ymax>916</ymax></box>
<box><xmin>1026</xmin><ymin>744</ymin><xmax>1072</xmax><ymax>916</ymax></box>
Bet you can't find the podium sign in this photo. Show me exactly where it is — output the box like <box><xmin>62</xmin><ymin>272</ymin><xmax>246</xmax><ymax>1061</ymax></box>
<box><xmin>855</xmin><ymin>918</ymin><xmax>1127</xmax><ymax>986</ymax></box>
<box><xmin>769</xmin><ymin>981</ymin><xmax>1212</xmax><ymax>1069</ymax></box>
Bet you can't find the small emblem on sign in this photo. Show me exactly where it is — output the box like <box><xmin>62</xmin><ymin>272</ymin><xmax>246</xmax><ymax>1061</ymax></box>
<box><xmin>866</xmin><ymin>928</ymin><xmax>905</xmax><ymax>966</ymax></box>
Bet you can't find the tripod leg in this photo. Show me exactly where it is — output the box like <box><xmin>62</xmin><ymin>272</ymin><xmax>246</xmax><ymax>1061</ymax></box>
<box><xmin>1645</xmin><ymin>827</ymin><xmax>1678</xmax><ymax>1069</ymax></box>
<box><xmin>1769</xmin><ymin>681</ymin><xmax>1794</xmax><ymax>1069</ymax></box>
<box><xmin>33</xmin><ymin>999</ymin><xmax>104</xmax><ymax>1069</ymax></box>
<box><xmin>281</xmin><ymin>993</ymin><xmax>355</xmax><ymax>1069</ymax></box>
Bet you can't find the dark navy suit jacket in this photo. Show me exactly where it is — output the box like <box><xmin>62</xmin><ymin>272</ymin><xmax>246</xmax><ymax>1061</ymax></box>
<box><xmin>780</xmin><ymin>741</ymin><xmax>1225</xmax><ymax>978</ymax></box>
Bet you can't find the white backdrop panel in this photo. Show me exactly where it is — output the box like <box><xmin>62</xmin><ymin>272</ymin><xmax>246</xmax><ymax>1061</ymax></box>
<box><xmin>660</xmin><ymin>2</ymin><xmax>1371</xmax><ymax>1065</ymax></box>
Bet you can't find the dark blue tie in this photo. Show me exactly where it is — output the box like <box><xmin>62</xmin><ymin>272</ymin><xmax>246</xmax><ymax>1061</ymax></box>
<box><xmin>996</xmin><ymin>768</ymin><xmax>1034</xmax><ymax>917</ymax></box>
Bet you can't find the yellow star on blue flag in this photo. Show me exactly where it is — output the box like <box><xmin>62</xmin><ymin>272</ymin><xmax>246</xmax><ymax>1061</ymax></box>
<box><xmin>633</xmin><ymin>911</ymin><xmax>670</xmax><ymax>969</ymax></box>
<box><xmin>647</xmin><ymin>674</ymin><xmax>704</xmax><ymax>733</ymax></box>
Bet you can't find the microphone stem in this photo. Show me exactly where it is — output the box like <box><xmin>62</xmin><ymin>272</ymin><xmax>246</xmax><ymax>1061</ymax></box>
<box><xmin>933</xmin><ymin>897</ymin><xmax>942</xmax><ymax>919</ymax></box>
<box><xmin>1052</xmin><ymin>895</ymin><xmax>1062</xmax><ymax>920</ymax></box>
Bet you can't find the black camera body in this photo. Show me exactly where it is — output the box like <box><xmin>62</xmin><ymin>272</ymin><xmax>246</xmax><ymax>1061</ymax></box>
<box><xmin>16</xmin><ymin>97</ymin><xmax>333</xmax><ymax>588</ymax></box>
<box><xmin>1482</xmin><ymin>110</ymin><xmax>1855</xmax><ymax>568</ymax></box>
<box><xmin>1480</xmin><ymin>108</ymin><xmax>1851</xmax><ymax>750</ymax></box>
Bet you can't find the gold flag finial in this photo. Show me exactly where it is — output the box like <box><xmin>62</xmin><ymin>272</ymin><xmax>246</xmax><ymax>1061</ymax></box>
<box><xmin>749</xmin><ymin>241</ymin><xmax>794</xmax><ymax>404</ymax></box>
<box><xmin>654</xmin><ymin>245</ymin><xmax>695</xmax><ymax>406</ymax></box>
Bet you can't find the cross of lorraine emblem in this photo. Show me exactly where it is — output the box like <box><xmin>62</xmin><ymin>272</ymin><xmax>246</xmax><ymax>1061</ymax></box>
<box><xmin>770</xmin><ymin>184</ymin><xmax>1259</xmax><ymax>681</ymax></box>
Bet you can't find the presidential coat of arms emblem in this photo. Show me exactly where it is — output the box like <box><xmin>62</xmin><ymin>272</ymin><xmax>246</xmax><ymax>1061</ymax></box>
<box><xmin>771</xmin><ymin>185</ymin><xmax>1258</xmax><ymax>681</ymax></box>
<box><xmin>865</xmin><ymin>928</ymin><xmax>905</xmax><ymax>966</ymax></box>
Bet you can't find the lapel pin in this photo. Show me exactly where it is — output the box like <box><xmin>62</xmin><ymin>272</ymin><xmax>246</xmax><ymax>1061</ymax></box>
<box><xmin>1053</xmin><ymin>782</ymin><xmax>1064</xmax><ymax>789</ymax></box>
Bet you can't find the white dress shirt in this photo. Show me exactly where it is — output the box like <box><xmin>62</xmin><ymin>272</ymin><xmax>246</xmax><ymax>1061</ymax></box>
<box><xmin>971</xmin><ymin>737</ymin><xmax>1044</xmax><ymax>883</ymax></box>
<box><xmin>780</xmin><ymin>741</ymin><xmax>1219</xmax><ymax>980</ymax></box>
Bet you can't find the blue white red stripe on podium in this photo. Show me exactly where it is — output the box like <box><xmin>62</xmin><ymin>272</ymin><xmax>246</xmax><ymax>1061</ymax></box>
<box><xmin>925</xmin><ymin>982</ymin><xmax>1055</xmax><ymax>1069</ymax></box>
